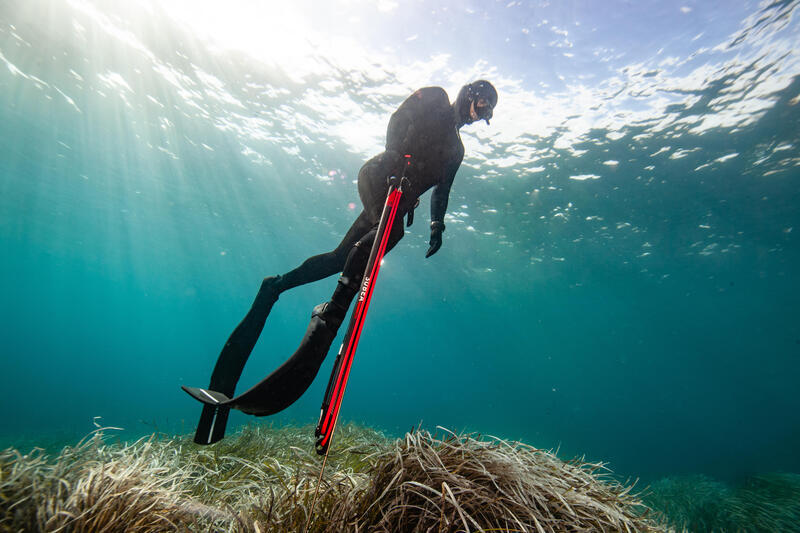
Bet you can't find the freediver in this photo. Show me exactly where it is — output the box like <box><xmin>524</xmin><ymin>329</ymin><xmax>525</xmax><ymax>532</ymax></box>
<box><xmin>189</xmin><ymin>80</ymin><xmax>498</xmax><ymax>444</ymax></box>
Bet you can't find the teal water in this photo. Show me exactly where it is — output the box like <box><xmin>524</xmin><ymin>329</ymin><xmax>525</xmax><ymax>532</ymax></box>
<box><xmin>1</xmin><ymin>0</ymin><xmax>799</xmax><ymax>495</ymax></box>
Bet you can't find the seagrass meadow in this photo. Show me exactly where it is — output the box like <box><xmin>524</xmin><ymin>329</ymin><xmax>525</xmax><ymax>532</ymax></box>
<box><xmin>2</xmin><ymin>425</ymin><xmax>671</xmax><ymax>532</ymax></box>
<box><xmin>3</xmin><ymin>425</ymin><xmax>800</xmax><ymax>532</ymax></box>
<box><xmin>2</xmin><ymin>1</ymin><xmax>800</xmax><ymax>532</ymax></box>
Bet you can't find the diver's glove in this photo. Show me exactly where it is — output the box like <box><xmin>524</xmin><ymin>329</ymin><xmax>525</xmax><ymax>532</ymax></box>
<box><xmin>425</xmin><ymin>220</ymin><xmax>445</xmax><ymax>258</ymax></box>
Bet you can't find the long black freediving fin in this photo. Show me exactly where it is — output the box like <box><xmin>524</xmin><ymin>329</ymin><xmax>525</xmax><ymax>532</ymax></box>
<box><xmin>183</xmin><ymin>308</ymin><xmax>338</xmax><ymax>422</ymax></box>
<box><xmin>191</xmin><ymin>277</ymin><xmax>282</xmax><ymax>445</ymax></box>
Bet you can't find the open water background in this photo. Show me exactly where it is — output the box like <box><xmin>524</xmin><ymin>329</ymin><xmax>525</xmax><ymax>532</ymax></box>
<box><xmin>1</xmin><ymin>0</ymin><xmax>799</xmax><ymax>489</ymax></box>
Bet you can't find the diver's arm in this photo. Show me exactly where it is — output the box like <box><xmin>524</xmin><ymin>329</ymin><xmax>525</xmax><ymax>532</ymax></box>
<box><xmin>430</xmin><ymin>177</ymin><xmax>452</xmax><ymax>226</ymax></box>
<box><xmin>425</xmin><ymin>170</ymin><xmax>456</xmax><ymax>258</ymax></box>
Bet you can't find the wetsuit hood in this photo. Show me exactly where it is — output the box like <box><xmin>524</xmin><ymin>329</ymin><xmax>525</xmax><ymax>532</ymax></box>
<box><xmin>455</xmin><ymin>80</ymin><xmax>498</xmax><ymax>127</ymax></box>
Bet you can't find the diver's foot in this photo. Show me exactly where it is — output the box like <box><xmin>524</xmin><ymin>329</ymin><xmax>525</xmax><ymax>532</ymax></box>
<box><xmin>261</xmin><ymin>275</ymin><xmax>283</xmax><ymax>292</ymax></box>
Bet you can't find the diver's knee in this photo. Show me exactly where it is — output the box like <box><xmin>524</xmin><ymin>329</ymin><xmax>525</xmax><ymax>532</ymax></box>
<box><xmin>311</xmin><ymin>302</ymin><xmax>345</xmax><ymax>329</ymax></box>
<box><xmin>340</xmin><ymin>239</ymin><xmax>370</xmax><ymax>276</ymax></box>
<box><xmin>354</xmin><ymin>236</ymin><xmax>372</xmax><ymax>254</ymax></box>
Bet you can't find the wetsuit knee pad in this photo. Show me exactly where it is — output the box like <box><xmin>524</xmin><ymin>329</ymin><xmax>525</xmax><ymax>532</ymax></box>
<box><xmin>346</xmin><ymin>238</ymin><xmax>372</xmax><ymax>272</ymax></box>
<box><xmin>311</xmin><ymin>302</ymin><xmax>345</xmax><ymax>330</ymax></box>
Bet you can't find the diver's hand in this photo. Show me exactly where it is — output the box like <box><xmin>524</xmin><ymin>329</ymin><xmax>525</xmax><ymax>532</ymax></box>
<box><xmin>425</xmin><ymin>221</ymin><xmax>445</xmax><ymax>258</ymax></box>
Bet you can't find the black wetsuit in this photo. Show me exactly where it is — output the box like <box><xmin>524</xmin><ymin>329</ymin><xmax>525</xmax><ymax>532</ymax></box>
<box><xmin>192</xmin><ymin>84</ymin><xmax>484</xmax><ymax>443</ymax></box>
<box><xmin>280</xmin><ymin>86</ymin><xmax>465</xmax><ymax>290</ymax></box>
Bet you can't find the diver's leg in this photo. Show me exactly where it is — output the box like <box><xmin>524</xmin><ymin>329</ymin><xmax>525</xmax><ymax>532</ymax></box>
<box><xmin>194</xmin><ymin>275</ymin><xmax>285</xmax><ymax>443</ymax></box>
<box><xmin>199</xmin><ymin>200</ymin><xmax>404</xmax><ymax>422</ymax></box>
<box><xmin>210</xmin><ymin>210</ymin><xmax>372</xmax><ymax>393</ymax></box>
<box><xmin>224</xmin><ymin>232</ymin><xmax>377</xmax><ymax>416</ymax></box>
<box><xmin>358</xmin><ymin>151</ymin><xmax>402</xmax><ymax>224</ymax></box>
<box><xmin>208</xmin><ymin>276</ymin><xmax>283</xmax><ymax>397</ymax></box>
<box><xmin>316</xmin><ymin>229</ymin><xmax>377</xmax><ymax>325</ymax></box>
<box><xmin>384</xmin><ymin>209</ymin><xmax>405</xmax><ymax>254</ymax></box>
<box><xmin>276</xmin><ymin>230</ymin><xmax>377</xmax><ymax>385</ymax></box>
<box><xmin>219</xmin><ymin>163</ymin><xmax>403</xmax><ymax>380</ymax></box>
<box><xmin>193</xmin><ymin>212</ymin><xmax>372</xmax><ymax>444</ymax></box>
<box><xmin>289</xmin><ymin>215</ymin><xmax>398</xmax><ymax>379</ymax></box>
<box><xmin>279</xmin><ymin>210</ymin><xmax>373</xmax><ymax>290</ymax></box>
<box><xmin>227</xmin><ymin>171</ymin><xmax>409</xmax><ymax>418</ymax></box>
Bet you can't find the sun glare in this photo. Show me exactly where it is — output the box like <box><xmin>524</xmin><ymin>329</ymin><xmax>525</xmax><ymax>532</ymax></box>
<box><xmin>158</xmin><ymin>0</ymin><xmax>319</xmax><ymax>79</ymax></box>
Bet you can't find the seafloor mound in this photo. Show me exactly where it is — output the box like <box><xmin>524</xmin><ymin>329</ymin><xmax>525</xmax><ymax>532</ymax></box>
<box><xmin>0</xmin><ymin>424</ymin><xmax>668</xmax><ymax>532</ymax></box>
<box><xmin>644</xmin><ymin>472</ymin><xmax>800</xmax><ymax>532</ymax></box>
